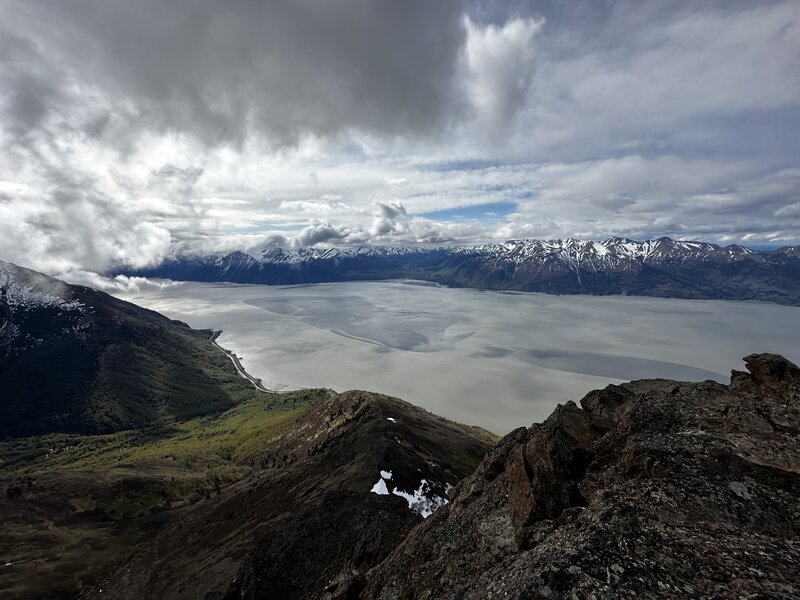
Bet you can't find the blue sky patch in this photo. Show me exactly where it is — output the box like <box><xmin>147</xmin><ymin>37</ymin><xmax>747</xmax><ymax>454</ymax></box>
<box><xmin>415</xmin><ymin>201</ymin><xmax>517</xmax><ymax>222</ymax></box>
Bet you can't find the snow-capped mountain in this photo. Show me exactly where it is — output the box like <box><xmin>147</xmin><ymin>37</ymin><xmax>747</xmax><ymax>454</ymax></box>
<box><xmin>455</xmin><ymin>237</ymin><xmax>757</xmax><ymax>265</ymax></box>
<box><xmin>0</xmin><ymin>260</ymin><xmax>90</xmax><ymax>356</ymax></box>
<box><xmin>122</xmin><ymin>237</ymin><xmax>800</xmax><ymax>304</ymax></box>
<box><xmin>0</xmin><ymin>259</ymin><xmax>271</xmax><ymax>438</ymax></box>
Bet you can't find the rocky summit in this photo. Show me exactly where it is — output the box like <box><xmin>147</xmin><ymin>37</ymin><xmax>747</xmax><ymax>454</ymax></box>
<box><xmin>360</xmin><ymin>354</ymin><xmax>800</xmax><ymax>599</ymax></box>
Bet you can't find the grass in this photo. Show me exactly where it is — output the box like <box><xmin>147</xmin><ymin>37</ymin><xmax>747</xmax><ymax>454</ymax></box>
<box><xmin>0</xmin><ymin>388</ymin><xmax>332</xmax><ymax>476</ymax></box>
<box><xmin>0</xmin><ymin>387</ymin><xmax>332</xmax><ymax>599</ymax></box>
<box><xmin>0</xmin><ymin>281</ymin><xmax>341</xmax><ymax>597</ymax></box>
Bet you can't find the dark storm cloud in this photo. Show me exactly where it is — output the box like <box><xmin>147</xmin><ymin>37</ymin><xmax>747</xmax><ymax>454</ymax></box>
<box><xmin>5</xmin><ymin>0</ymin><xmax>467</xmax><ymax>147</ymax></box>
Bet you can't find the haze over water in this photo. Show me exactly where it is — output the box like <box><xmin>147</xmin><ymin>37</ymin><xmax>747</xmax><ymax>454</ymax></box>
<box><xmin>119</xmin><ymin>281</ymin><xmax>800</xmax><ymax>433</ymax></box>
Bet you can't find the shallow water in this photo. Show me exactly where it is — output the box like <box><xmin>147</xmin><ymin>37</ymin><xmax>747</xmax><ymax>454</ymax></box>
<box><xmin>118</xmin><ymin>281</ymin><xmax>800</xmax><ymax>433</ymax></box>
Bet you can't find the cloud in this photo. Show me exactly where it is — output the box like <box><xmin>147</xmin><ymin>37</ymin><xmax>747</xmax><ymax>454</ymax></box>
<box><xmin>511</xmin><ymin>0</ymin><xmax>800</xmax><ymax>160</ymax></box>
<box><xmin>498</xmin><ymin>158</ymin><xmax>800</xmax><ymax>243</ymax></box>
<box><xmin>0</xmin><ymin>0</ymin><xmax>799</xmax><ymax>278</ymax></box>
<box><xmin>463</xmin><ymin>15</ymin><xmax>543</xmax><ymax>137</ymax></box>
<box><xmin>370</xmin><ymin>201</ymin><xmax>409</xmax><ymax>236</ymax></box>
<box><xmin>58</xmin><ymin>271</ymin><xmax>182</xmax><ymax>293</ymax></box>
<box><xmin>4</xmin><ymin>0</ymin><xmax>467</xmax><ymax>148</ymax></box>
<box><xmin>290</xmin><ymin>221</ymin><xmax>353</xmax><ymax>249</ymax></box>
<box><xmin>278</xmin><ymin>198</ymin><xmax>356</xmax><ymax>216</ymax></box>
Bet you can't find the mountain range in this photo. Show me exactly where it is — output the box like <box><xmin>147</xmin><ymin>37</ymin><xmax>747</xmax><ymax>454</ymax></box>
<box><xmin>123</xmin><ymin>237</ymin><xmax>800</xmax><ymax>304</ymax></box>
<box><xmin>2</xmin><ymin>261</ymin><xmax>799</xmax><ymax>598</ymax></box>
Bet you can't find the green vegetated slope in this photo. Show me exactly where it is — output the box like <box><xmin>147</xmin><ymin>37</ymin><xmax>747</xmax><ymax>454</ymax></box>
<box><xmin>1</xmin><ymin>261</ymin><xmax>270</xmax><ymax>438</ymax></box>
<box><xmin>1</xmin><ymin>378</ymin><xmax>331</xmax><ymax>599</ymax></box>
<box><xmin>0</xmin><ymin>260</ymin><xmax>334</xmax><ymax>596</ymax></box>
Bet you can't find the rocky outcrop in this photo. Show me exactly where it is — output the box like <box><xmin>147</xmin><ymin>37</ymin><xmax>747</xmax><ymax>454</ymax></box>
<box><xmin>361</xmin><ymin>354</ymin><xmax>800</xmax><ymax>599</ymax></box>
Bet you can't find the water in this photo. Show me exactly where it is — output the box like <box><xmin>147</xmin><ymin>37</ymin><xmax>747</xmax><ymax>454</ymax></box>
<box><xmin>117</xmin><ymin>280</ymin><xmax>800</xmax><ymax>434</ymax></box>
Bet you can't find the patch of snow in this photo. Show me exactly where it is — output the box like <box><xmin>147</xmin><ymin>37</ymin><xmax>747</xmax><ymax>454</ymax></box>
<box><xmin>391</xmin><ymin>479</ymin><xmax>449</xmax><ymax>518</ymax></box>
<box><xmin>370</xmin><ymin>478</ymin><xmax>389</xmax><ymax>495</ymax></box>
<box><xmin>1</xmin><ymin>265</ymin><xmax>84</xmax><ymax>313</ymax></box>
<box><xmin>369</xmin><ymin>470</ymin><xmax>449</xmax><ymax>518</ymax></box>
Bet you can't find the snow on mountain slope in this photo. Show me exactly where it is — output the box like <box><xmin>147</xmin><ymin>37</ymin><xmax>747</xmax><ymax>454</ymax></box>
<box><xmin>0</xmin><ymin>261</ymin><xmax>89</xmax><ymax>351</ymax></box>
<box><xmin>452</xmin><ymin>237</ymin><xmax>760</xmax><ymax>269</ymax></box>
<box><xmin>0</xmin><ymin>261</ymin><xmax>85</xmax><ymax>312</ymax></box>
<box><xmin>120</xmin><ymin>237</ymin><xmax>800</xmax><ymax>304</ymax></box>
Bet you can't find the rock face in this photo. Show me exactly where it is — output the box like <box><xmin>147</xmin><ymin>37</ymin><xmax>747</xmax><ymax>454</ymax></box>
<box><xmin>361</xmin><ymin>354</ymin><xmax>800</xmax><ymax>599</ymax></box>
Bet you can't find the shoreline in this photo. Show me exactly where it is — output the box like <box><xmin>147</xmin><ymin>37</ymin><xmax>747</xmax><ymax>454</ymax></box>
<box><xmin>208</xmin><ymin>330</ymin><xmax>278</xmax><ymax>393</ymax></box>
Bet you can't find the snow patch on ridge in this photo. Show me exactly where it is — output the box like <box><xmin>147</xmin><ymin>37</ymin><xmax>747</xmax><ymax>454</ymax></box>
<box><xmin>390</xmin><ymin>479</ymin><xmax>449</xmax><ymax>518</ymax></box>
<box><xmin>369</xmin><ymin>470</ymin><xmax>449</xmax><ymax>518</ymax></box>
<box><xmin>370</xmin><ymin>478</ymin><xmax>389</xmax><ymax>495</ymax></box>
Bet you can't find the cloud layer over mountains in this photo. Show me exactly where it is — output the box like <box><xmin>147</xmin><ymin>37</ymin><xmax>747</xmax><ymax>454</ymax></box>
<box><xmin>1</xmin><ymin>0</ymin><xmax>799</xmax><ymax>277</ymax></box>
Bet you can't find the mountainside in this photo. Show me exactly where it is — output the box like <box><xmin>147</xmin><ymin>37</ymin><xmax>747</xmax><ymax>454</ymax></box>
<box><xmin>360</xmin><ymin>353</ymin><xmax>800</xmax><ymax>599</ymax></box>
<box><xmin>79</xmin><ymin>391</ymin><xmax>493</xmax><ymax>600</ymax></box>
<box><xmin>0</xmin><ymin>262</ymin><xmax>494</xmax><ymax>599</ymax></box>
<box><xmin>123</xmin><ymin>237</ymin><xmax>800</xmax><ymax>304</ymax></box>
<box><xmin>0</xmin><ymin>260</ymin><xmax>265</xmax><ymax>438</ymax></box>
<box><xmin>1</xmin><ymin>389</ymin><xmax>492</xmax><ymax>600</ymax></box>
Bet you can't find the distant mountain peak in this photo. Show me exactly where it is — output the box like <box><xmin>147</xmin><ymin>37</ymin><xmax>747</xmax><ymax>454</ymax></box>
<box><xmin>119</xmin><ymin>237</ymin><xmax>800</xmax><ymax>305</ymax></box>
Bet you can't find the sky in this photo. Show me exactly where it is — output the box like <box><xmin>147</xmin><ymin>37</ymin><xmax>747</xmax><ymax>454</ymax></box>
<box><xmin>1</xmin><ymin>0</ymin><xmax>799</xmax><ymax>278</ymax></box>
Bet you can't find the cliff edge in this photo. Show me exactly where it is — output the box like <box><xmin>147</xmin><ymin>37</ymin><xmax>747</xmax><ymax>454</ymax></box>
<box><xmin>361</xmin><ymin>353</ymin><xmax>800</xmax><ymax>599</ymax></box>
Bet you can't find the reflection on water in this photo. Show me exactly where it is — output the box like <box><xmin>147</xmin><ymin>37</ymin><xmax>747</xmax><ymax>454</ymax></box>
<box><xmin>118</xmin><ymin>281</ymin><xmax>800</xmax><ymax>434</ymax></box>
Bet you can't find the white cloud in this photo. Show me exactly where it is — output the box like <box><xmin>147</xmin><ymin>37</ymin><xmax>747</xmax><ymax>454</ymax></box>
<box><xmin>463</xmin><ymin>15</ymin><xmax>543</xmax><ymax>137</ymax></box>
<box><xmin>0</xmin><ymin>1</ymin><xmax>798</xmax><ymax>278</ymax></box>
<box><xmin>369</xmin><ymin>201</ymin><xmax>408</xmax><ymax>237</ymax></box>
<box><xmin>290</xmin><ymin>221</ymin><xmax>353</xmax><ymax>249</ymax></box>
<box><xmin>58</xmin><ymin>271</ymin><xmax>182</xmax><ymax>293</ymax></box>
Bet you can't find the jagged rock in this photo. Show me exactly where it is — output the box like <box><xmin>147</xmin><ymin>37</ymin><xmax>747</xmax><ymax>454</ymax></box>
<box><xmin>740</xmin><ymin>352</ymin><xmax>800</xmax><ymax>396</ymax></box>
<box><xmin>360</xmin><ymin>355</ymin><xmax>800</xmax><ymax>599</ymax></box>
<box><xmin>507</xmin><ymin>402</ymin><xmax>612</xmax><ymax>549</ymax></box>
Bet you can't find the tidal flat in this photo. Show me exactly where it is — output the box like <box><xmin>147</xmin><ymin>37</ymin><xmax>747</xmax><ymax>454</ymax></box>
<box><xmin>118</xmin><ymin>280</ymin><xmax>800</xmax><ymax>433</ymax></box>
